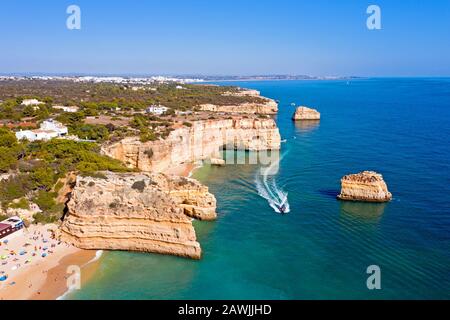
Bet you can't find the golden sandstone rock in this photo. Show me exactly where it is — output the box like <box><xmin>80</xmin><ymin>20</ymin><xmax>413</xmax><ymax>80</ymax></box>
<box><xmin>338</xmin><ymin>171</ymin><xmax>392</xmax><ymax>202</ymax></box>
<box><xmin>102</xmin><ymin>118</ymin><xmax>281</xmax><ymax>172</ymax></box>
<box><xmin>59</xmin><ymin>172</ymin><xmax>217</xmax><ymax>259</ymax></box>
<box><xmin>292</xmin><ymin>106</ymin><xmax>321</xmax><ymax>120</ymax></box>
<box><xmin>199</xmin><ymin>97</ymin><xmax>278</xmax><ymax>114</ymax></box>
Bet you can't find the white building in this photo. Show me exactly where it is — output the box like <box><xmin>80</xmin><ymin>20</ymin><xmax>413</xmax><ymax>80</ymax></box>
<box><xmin>40</xmin><ymin>119</ymin><xmax>68</xmax><ymax>135</ymax></box>
<box><xmin>52</xmin><ymin>105</ymin><xmax>79</xmax><ymax>113</ymax></box>
<box><xmin>21</xmin><ymin>99</ymin><xmax>44</xmax><ymax>106</ymax></box>
<box><xmin>15</xmin><ymin>130</ymin><xmax>39</xmax><ymax>141</ymax></box>
<box><xmin>146</xmin><ymin>105</ymin><xmax>169</xmax><ymax>115</ymax></box>
<box><xmin>15</xmin><ymin>119</ymin><xmax>68</xmax><ymax>141</ymax></box>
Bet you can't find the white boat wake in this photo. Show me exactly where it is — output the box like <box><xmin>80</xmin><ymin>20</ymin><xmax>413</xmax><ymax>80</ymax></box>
<box><xmin>255</xmin><ymin>153</ymin><xmax>290</xmax><ymax>214</ymax></box>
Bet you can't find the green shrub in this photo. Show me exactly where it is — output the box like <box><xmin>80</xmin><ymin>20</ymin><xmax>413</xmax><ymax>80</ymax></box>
<box><xmin>31</xmin><ymin>191</ymin><xmax>65</xmax><ymax>224</ymax></box>
<box><xmin>0</xmin><ymin>147</ymin><xmax>19</xmax><ymax>173</ymax></box>
<box><xmin>0</xmin><ymin>128</ymin><xmax>21</xmax><ymax>172</ymax></box>
<box><xmin>27</xmin><ymin>140</ymin><xmax>130</xmax><ymax>174</ymax></box>
<box><xmin>33</xmin><ymin>190</ymin><xmax>57</xmax><ymax>212</ymax></box>
<box><xmin>30</xmin><ymin>166</ymin><xmax>56</xmax><ymax>190</ymax></box>
<box><xmin>54</xmin><ymin>181</ymin><xmax>64</xmax><ymax>193</ymax></box>
<box><xmin>70</xmin><ymin>124</ymin><xmax>110</xmax><ymax>141</ymax></box>
<box><xmin>0</xmin><ymin>128</ymin><xmax>17</xmax><ymax>148</ymax></box>
<box><xmin>8</xmin><ymin>197</ymin><xmax>30</xmax><ymax>210</ymax></box>
<box><xmin>140</xmin><ymin>130</ymin><xmax>157</xmax><ymax>142</ymax></box>
<box><xmin>0</xmin><ymin>174</ymin><xmax>33</xmax><ymax>207</ymax></box>
<box><xmin>32</xmin><ymin>211</ymin><xmax>61</xmax><ymax>224</ymax></box>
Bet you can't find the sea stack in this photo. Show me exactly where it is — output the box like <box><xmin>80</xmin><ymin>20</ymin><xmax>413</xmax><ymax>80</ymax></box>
<box><xmin>292</xmin><ymin>106</ymin><xmax>321</xmax><ymax>121</ymax></box>
<box><xmin>337</xmin><ymin>171</ymin><xmax>392</xmax><ymax>202</ymax></box>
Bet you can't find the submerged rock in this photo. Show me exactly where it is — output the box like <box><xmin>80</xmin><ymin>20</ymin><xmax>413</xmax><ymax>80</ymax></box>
<box><xmin>59</xmin><ymin>172</ymin><xmax>217</xmax><ymax>259</ymax></box>
<box><xmin>337</xmin><ymin>171</ymin><xmax>392</xmax><ymax>202</ymax></box>
<box><xmin>292</xmin><ymin>106</ymin><xmax>321</xmax><ymax>121</ymax></box>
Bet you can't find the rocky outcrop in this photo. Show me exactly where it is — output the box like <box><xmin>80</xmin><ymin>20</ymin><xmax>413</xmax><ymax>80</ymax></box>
<box><xmin>59</xmin><ymin>172</ymin><xmax>217</xmax><ymax>259</ymax></box>
<box><xmin>337</xmin><ymin>171</ymin><xmax>392</xmax><ymax>202</ymax></box>
<box><xmin>292</xmin><ymin>106</ymin><xmax>321</xmax><ymax>120</ymax></box>
<box><xmin>55</xmin><ymin>172</ymin><xmax>77</xmax><ymax>204</ymax></box>
<box><xmin>156</xmin><ymin>174</ymin><xmax>217</xmax><ymax>221</ymax></box>
<box><xmin>102</xmin><ymin>118</ymin><xmax>281</xmax><ymax>172</ymax></box>
<box><xmin>222</xmin><ymin>89</ymin><xmax>261</xmax><ymax>97</ymax></box>
<box><xmin>210</xmin><ymin>158</ymin><xmax>225</xmax><ymax>166</ymax></box>
<box><xmin>199</xmin><ymin>98</ymin><xmax>278</xmax><ymax>114</ymax></box>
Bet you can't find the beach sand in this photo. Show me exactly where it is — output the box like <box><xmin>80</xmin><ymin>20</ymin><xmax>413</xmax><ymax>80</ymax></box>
<box><xmin>164</xmin><ymin>162</ymin><xmax>202</xmax><ymax>177</ymax></box>
<box><xmin>0</xmin><ymin>224</ymin><xmax>97</xmax><ymax>300</ymax></box>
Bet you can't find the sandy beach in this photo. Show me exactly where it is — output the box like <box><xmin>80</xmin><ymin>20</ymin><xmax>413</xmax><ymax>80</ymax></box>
<box><xmin>0</xmin><ymin>224</ymin><xmax>97</xmax><ymax>300</ymax></box>
<box><xmin>164</xmin><ymin>161</ymin><xmax>202</xmax><ymax>177</ymax></box>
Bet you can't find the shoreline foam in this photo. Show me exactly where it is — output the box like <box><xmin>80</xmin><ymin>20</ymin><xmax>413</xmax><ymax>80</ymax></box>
<box><xmin>56</xmin><ymin>250</ymin><xmax>103</xmax><ymax>300</ymax></box>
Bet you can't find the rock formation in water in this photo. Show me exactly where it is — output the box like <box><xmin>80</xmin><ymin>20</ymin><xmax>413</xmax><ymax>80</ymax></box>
<box><xmin>59</xmin><ymin>172</ymin><xmax>217</xmax><ymax>259</ymax></box>
<box><xmin>102</xmin><ymin>118</ymin><xmax>281</xmax><ymax>172</ymax></box>
<box><xmin>209</xmin><ymin>158</ymin><xmax>226</xmax><ymax>166</ymax></box>
<box><xmin>292</xmin><ymin>106</ymin><xmax>321</xmax><ymax>121</ymax></box>
<box><xmin>337</xmin><ymin>171</ymin><xmax>392</xmax><ymax>202</ymax></box>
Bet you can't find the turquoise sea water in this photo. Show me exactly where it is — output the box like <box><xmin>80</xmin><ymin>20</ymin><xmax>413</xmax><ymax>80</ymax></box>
<box><xmin>69</xmin><ymin>79</ymin><xmax>450</xmax><ymax>299</ymax></box>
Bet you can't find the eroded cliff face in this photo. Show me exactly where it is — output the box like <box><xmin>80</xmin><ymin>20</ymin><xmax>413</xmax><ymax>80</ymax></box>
<box><xmin>59</xmin><ymin>172</ymin><xmax>217</xmax><ymax>259</ymax></box>
<box><xmin>199</xmin><ymin>98</ymin><xmax>278</xmax><ymax>114</ymax></box>
<box><xmin>337</xmin><ymin>171</ymin><xmax>392</xmax><ymax>202</ymax></box>
<box><xmin>102</xmin><ymin>118</ymin><xmax>281</xmax><ymax>172</ymax></box>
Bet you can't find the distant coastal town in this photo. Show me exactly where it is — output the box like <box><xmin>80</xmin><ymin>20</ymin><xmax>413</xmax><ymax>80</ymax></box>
<box><xmin>0</xmin><ymin>74</ymin><xmax>359</xmax><ymax>85</ymax></box>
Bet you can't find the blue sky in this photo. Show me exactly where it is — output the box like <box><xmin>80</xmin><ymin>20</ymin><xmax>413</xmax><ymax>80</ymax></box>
<box><xmin>1</xmin><ymin>0</ymin><xmax>449</xmax><ymax>76</ymax></box>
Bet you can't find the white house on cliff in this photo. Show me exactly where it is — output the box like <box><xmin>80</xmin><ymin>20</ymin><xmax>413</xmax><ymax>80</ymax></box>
<box><xmin>146</xmin><ymin>105</ymin><xmax>169</xmax><ymax>115</ymax></box>
<box><xmin>15</xmin><ymin>119</ymin><xmax>68</xmax><ymax>141</ymax></box>
<box><xmin>21</xmin><ymin>99</ymin><xmax>44</xmax><ymax>106</ymax></box>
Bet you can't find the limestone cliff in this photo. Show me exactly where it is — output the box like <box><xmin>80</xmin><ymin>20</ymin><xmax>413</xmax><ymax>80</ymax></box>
<box><xmin>292</xmin><ymin>106</ymin><xmax>321</xmax><ymax>120</ymax></box>
<box><xmin>59</xmin><ymin>172</ymin><xmax>217</xmax><ymax>259</ymax></box>
<box><xmin>222</xmin><ymin>89</ymin><xmax>261</xmax><ymax>97</ymax></box>
<box><xmin>337</xmin><ymin>171</ymin><xmax>392</xmax><ymax>202</ymax></box>
<box><xmin>102</xmin><ymin>118</ymin><xmax>281</xmax><ymax>172</ymax></box>
<box><xmin>199</xmin><ymin>98</ymin><xmax>278</xmax><ymax>114</ymax></box>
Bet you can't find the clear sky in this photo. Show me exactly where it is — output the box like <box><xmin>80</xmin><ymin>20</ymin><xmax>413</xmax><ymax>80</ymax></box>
<box><xmin>1</xmin><ymin>0</ymin><xmax>449</xmax><ymax>76</ymax></box>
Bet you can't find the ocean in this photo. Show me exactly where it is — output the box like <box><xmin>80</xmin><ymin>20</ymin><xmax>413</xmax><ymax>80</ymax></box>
<box><xmin>68</xmin><ymin>78</ymin><xmax>450</xmax><ymax>299</ymax></box>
